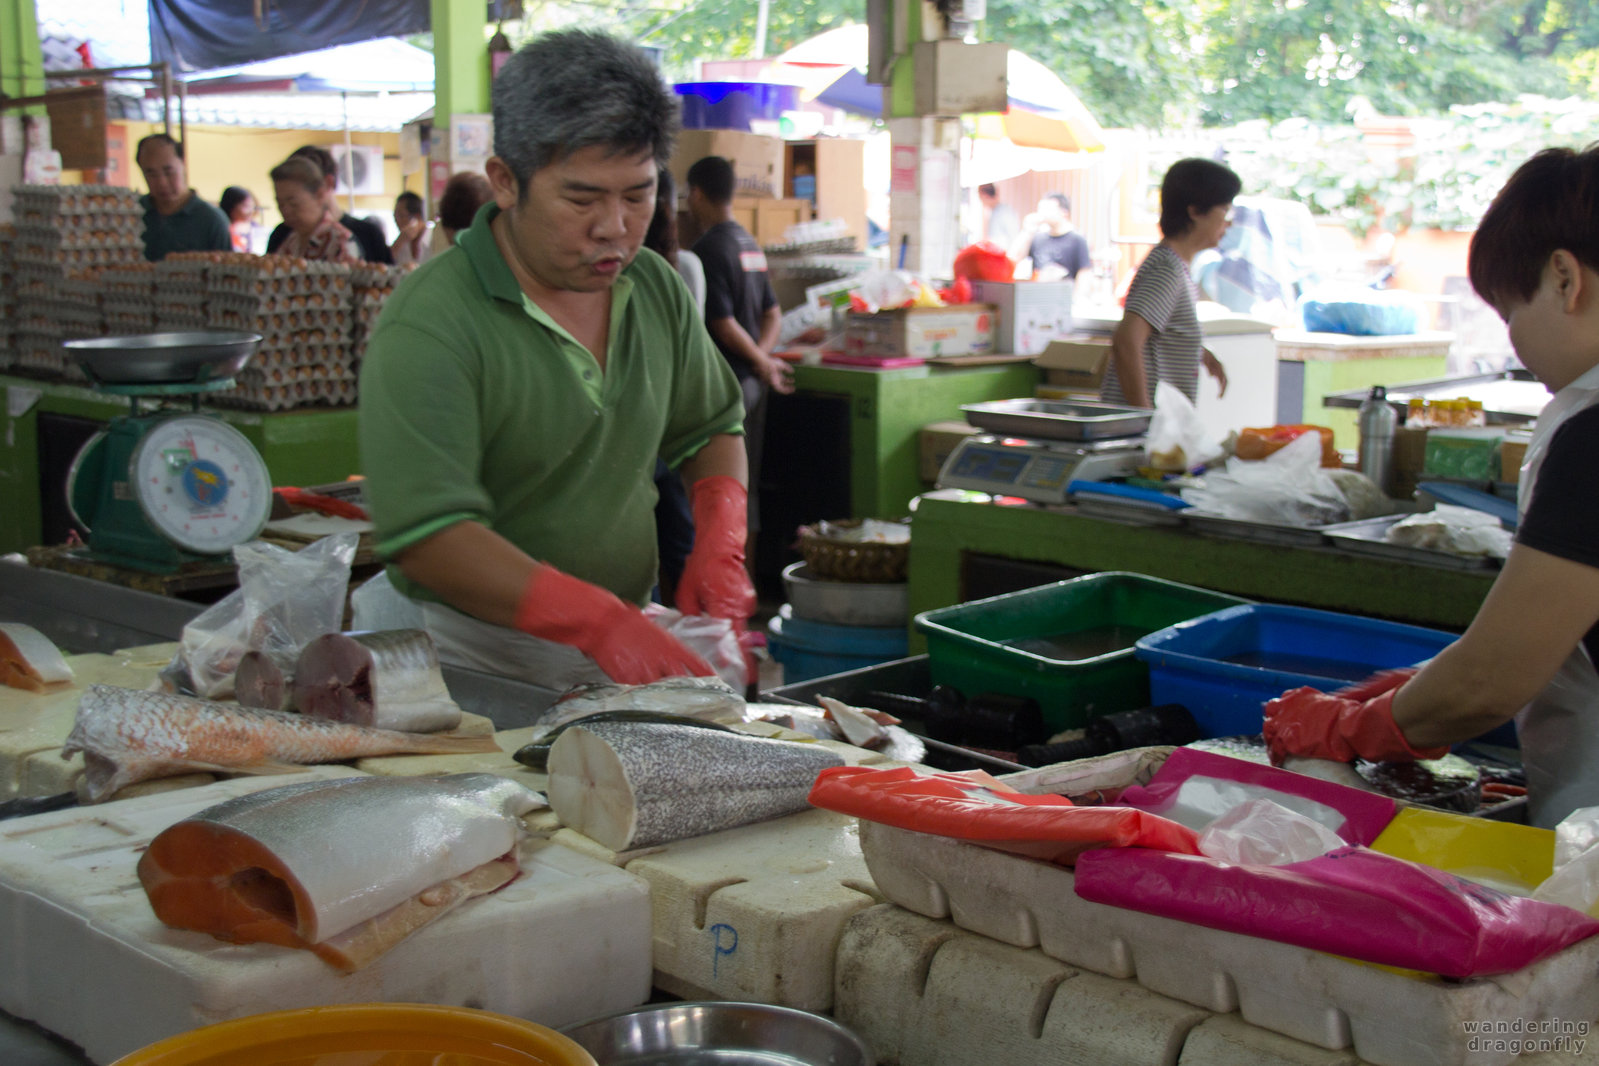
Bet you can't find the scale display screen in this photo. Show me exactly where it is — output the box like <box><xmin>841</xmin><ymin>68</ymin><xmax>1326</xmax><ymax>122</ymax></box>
<box><xmin>948</xmin><ymin>445</ymin><xmax>1029</xmax><ymax>484</ymax></box>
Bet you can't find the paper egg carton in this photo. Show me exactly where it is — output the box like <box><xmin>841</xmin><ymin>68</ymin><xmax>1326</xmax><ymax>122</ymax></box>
<box><xmin>12</xmin><ymin>183</ymin><xmax>142</xmax><ymax>218</ymax></box>
<box><xmin>11</xmin><ymin>242</ymin><xmax>143</xmax><ymax>269</ymax></box>
<box><xmin>218</xmin><ymin>376</ymin><xmax>359</xmax><ymax>411</ymax></box>
<box><xmin>101</xmin><ymin>264</ymin><xmax>157</xmax><ymax>298</ymax></box>
<box><xmin>14</xmin><ymin>219</ymin><xmax>140</xmax><ymax>250</ymax></box>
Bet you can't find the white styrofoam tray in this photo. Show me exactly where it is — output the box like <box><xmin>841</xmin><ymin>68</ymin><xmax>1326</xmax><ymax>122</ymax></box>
<box><xmin>0</xmin><ymin>768</ymin><xmax>653</xmax><ymax>1065</ymax></box>
<box><xmin>857</xmin><ymin>819</ymin><xmax>1599</xmax><ymax>1066</ymax></box>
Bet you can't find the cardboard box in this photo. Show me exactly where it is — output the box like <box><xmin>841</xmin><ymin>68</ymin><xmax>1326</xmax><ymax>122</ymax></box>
<box><xmin>1034</xmin><ymin>336</ymin><xmax>1110</xmax><ymax>390</ymax></box>
<box><xmin>733</xmin><ymin>196</ymin><xmax>811</xmax><ymax>247</ymax></box>
<box><xmin>970</xmin><ymin>280</ymin><xmax>1076</xmax><ymax>356</ymax></box>
<box><xmin>671</xmin><ymin>128</ymin><xmax>784</xmax><ymax>200</ymax></box>
<box><xmin>919</xmin><ymin>420</ymin><xmax>981</xmax><ymax>483</ymax></box>
<box><xmin>1499</xmin><ymin>434</ymin><xmax>1530</xmax><ymax>484</ymax></box>
<box><xmin>912</xmin><ymin>40</ymin><xmax>1008</xmax><ymax>115</ymax></box>
<box><xmin>1391</xmin><ymin>425</ymin><xmax>1428</xmax><ymax>499</ymax></box>
<box><xmin>844</xmin><ymin>304</ymin><xmax>996</xmax><ymax>359</ymax></box>
<box><xmin>785</xmin><ymin>139</ymin><xmax>868</xmax><ymax>251</ymax></box>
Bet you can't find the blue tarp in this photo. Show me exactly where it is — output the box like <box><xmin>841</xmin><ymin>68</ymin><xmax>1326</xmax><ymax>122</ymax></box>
<box><xmin>149</xmin><ymin>0</ymin><xmax>430</xmax><ymax>74</ymax></box>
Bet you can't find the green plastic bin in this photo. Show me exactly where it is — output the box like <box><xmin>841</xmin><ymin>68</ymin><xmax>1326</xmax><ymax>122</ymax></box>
<box><xmin>913</xmin><ymin>571</ymin><xmax>1251</xmax><ymax>732</ymax></box>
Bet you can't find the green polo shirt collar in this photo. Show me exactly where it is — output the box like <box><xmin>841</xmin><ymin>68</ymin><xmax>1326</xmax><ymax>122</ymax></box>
<box><xmin>456</xmin><ymin>202</ymin><xmax>634</xmax><ymax>405</ymax></box>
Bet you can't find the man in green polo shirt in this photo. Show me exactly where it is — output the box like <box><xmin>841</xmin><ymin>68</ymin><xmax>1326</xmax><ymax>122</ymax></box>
<box><xmin>136</xmin><ymin>134</ymin><xmax>231</xmax><ymax>262</ymax></box>
<box><xmin>358</xmin><ymin>29</ymin><xmax>751</xmax><ymax>690</ymax></box>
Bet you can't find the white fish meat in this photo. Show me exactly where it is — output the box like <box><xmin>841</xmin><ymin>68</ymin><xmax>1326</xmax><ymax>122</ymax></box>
<box><xmin>0</xmin><ymin>623</ymin><xmax>74</xmax><ymax>692</ymax></box>
<box><xmin>546</xmin><ymin>720</ymin><xmax>844</xmax><ymax>851</ymax></box>
<box><xmin>531</xmin><ymin>676</ymin><xmax>746</xmax><ymax>741</ymax></box>
<box><xmin>292</xmin><ymin>629</ymin><xmax>462</xmax><ymax>733</ymax></box>
<box><xmin>138</xmin><ymin>773</ymin><xmax>542</xmax><ymax>971</ymax></box>
<box><xmin>63</xmin><ymin>684</ymin><xmax>500</xmax><ymax>802</ymax></box>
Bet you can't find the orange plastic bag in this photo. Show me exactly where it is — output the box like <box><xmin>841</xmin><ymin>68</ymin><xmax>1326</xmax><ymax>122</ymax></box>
<box><xmin>1235</xmin><ymin>424</ymin><xmax>1342</xmax><ymax>468</ymax></box>
<box><xmin>952</xmin><ymin>241</ymin><xmax>1017</xmax><ymax>284</ymax></box>
<box><xmin>808</xmin><ymin>765</ymin><xmax>1202</xmax><ymax>865</ymax></box>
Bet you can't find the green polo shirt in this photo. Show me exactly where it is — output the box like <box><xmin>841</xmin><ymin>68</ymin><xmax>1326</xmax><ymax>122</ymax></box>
<box><xmin>139</xmin><ymin>191</ymin><xmax>231</xmax><ymax>262</ymax></box>
<box><xmin>358</xmin><ymin>203</ymin><xmax>745</xmax><ymax>607</ymax></box>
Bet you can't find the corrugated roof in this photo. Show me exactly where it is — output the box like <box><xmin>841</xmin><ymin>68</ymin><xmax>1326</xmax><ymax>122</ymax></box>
<box><xmin>108</xmin><ymin>89</ymin><xmax>435</xmax><ymax>132</ymax></box>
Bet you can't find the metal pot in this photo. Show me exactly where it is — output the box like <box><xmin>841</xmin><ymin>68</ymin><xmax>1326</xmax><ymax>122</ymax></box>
<box><xmin>782</xmin><ymin>561</ymin><xmax>908</xmax><ymax>627</ymax></box>
<box><xmin>561</xmin><ymin>1001</ymin><xmax>874</xmax><ymax>1066</ymax></box>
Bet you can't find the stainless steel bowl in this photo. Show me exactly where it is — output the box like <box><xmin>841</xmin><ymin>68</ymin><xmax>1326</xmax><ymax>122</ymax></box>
<box><xmin>561</xmin><ymin>1001</ymin><xmax>874</xmax><ymax>1066</ymax></box>
<box><xmin>64</xmin><ymin>331</ymin><xmax>261</xmax><ymax>385</ymax></box>
<box><xmin>782</xmin><ymin>561</ymin><xmax>907</xmax><ymax>627</ymax></box>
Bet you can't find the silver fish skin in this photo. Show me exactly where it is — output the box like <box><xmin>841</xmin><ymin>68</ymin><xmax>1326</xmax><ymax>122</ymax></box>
<box><xmin>549</xmin><ymin>721</ymin><xmax>845</xmax><ymax>850</ymax></box>
<box><xmin>532</xmin><ymin>676</ymin><xmax>745</xmax><ymax>740</ymax></box>
<box><xmin>62</xmin><ymin>684</ymin><xmax>498</xmax><ymax>802</ymax></box>
<box><xmin>293</xmin><ymin>628</ymin><xmax>462</xmax><ymax>732</ymax></box>
<box><xmin>144</xmin><ymin>772</ymin><xmax>542</xmax><ymax>944</ymax></box>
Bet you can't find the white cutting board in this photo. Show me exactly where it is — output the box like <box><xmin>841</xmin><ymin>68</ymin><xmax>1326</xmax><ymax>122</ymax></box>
<box><xmin>0</xmin><ymin>769</ymin><xmax>653</xmax><ymax>1065</ymax></box>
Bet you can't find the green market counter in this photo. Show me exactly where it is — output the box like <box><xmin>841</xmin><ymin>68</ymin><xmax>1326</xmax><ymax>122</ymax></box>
<box><xmin>906</xmin><ymin>493</ymin><xmax>1496</xmax><ymax>654</ymax></box>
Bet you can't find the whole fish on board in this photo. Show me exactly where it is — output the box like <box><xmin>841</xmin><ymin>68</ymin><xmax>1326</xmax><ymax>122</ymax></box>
<box><xmin>0</xmin><ymin>623</ymin><xmax>74</xmax><ymax>692</ymax></box>
<box><xmin>292</xmin><ymin>629</ymin><xmax>462</xmax><ymax>733</ymax></box>
<box><xmin>530</xmin><ymin>676</ymin><xmax>746</xmax><ymax>741</ymax></box>
<box><xmin>63</xmin><ymin>685</ymin><xmax>501</xmax><ymax>803</ymax></box>
<box><xmin>138</xmin><ymin>773</ymin><xmax>543</xmax><ymax>971</ymax></box>
<box><xmin>545</xmin><ymin>720</ymin><xmax>845</xmax><ymax>851</ymax></box>
<box><xmin>513</xmin><ymin>711</ymin><xmax>738</xmax><ymax>772</ymax></box>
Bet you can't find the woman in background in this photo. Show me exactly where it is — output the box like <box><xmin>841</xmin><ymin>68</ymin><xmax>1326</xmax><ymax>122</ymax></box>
<box><xmin>219</xmin><ymin>186</ymin><xmax>255</xmax><ymax>253</ymax></box>
<box><xmin>269</xmin><ymin>156</ymin><xmax>361</xmax><ymax>263</ymax></box>
<box><xmin>643</xmin><ymin>167</ymin><xmax>705</xmax><ymax>606</ymax></box>
<box><xmin>1101</xmin><ymin>158</ymin><xmax>1240</xmax><ymax>409</ymax></box>
<box><xmin>431</xmin><ymin>171</ymin><xmax>494</xmax><ymax>253</ymax></box>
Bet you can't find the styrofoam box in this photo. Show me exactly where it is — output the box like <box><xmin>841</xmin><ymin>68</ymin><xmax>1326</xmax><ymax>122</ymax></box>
<box><xmin>856</xmin><ymin>820</ymin><xmax>1599</xmax><ymax>1066</ymax></box>
<box><xmin>0</xmin><ymin>768</ymin><xmax>653</xmax><ymax>1065</ymax></box>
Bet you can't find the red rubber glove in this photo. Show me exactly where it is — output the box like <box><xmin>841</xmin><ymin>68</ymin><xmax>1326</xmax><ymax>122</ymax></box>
<box><xmin>1263</xmin><ymin>684</ymin><xmax>1450</xmax><ymax>765</ymax></box>
<box><xmin>675</xmin><ymin>476</ymin><xmax>756</xmax><ymax>625</ymax></box>
<box><xmin>1333</xmin><ymin>667</ymin><xmax>1418</xmax><ymax>703</ymax></box>
<box><xmin>513</xmin><ymin>565</ymin><xmax>712</xmax><ymax>684</ymax></box>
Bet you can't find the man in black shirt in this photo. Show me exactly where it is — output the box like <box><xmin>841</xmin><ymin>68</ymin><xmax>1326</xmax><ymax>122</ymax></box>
<box><xmin>264</xmin><ymin>144</ymin><xmax>393</xmax><ymax>264</ymax></box>
<box><xmin>1008</xmin><ymin>192</ymin><xmax>1091</xmax><ymax>282</ymax></box>
<box><xmin>687</xmin><ymin>155</ymin><xmax>791</xmax><ymax>542</ymax></box>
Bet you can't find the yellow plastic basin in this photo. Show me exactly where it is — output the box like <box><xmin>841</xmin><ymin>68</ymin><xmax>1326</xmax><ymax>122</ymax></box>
<box><xmin>109</xmin><ymin>1003</ymin><xmax>599</xmax><ymax>1066</ymax></box>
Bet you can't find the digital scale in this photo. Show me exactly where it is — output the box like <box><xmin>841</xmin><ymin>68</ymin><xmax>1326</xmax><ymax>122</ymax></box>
<box><xmin>935</xmin><ymin>399</ymin><xmax>1154</xmax><ymax>506</ymax></box>
<box><xmin>62</xmin><ymin>332</ymin><xmax>271</xmax><ymax>573</ymax></box>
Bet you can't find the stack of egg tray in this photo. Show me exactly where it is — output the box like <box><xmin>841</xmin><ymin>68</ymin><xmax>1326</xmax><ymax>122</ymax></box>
<box><xmin>350</xmin><ymin>263</ymin><xmax>406</xmax><ymax>361</ymax></box>
<box><xmin>205</xmin><ymin>256</ymin><xmax>356</xmax><ymax>411</ymax></box>
<box><xmin>57</xmin><ymin>271</ymin><xmax>106</xmax><ymax>373</ymax></box>
<box><xmin>9</xmin><ymin>185</ymin><xmax>143</xmax><ymax>380</ymax></box>
<box><xmin>102</xmin><ymin>264</ymin><xmax>158</xmax><ymax>334</ymax></box>
<box><xmin>153</xmin><ymin>253</ymin><xmax>211</xmax><ymax>332</ymax></box>
<box><xmin>0</xmin><ymin>225</ymin><xmax>13</xmax><ymax>371</ymax></box>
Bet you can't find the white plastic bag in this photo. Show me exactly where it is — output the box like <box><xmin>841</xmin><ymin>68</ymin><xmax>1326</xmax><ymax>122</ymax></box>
<box><xmin>1198</xmin><ymin>797</ymin><xmax>1347</xmax><ymax>866</ymax></box>
<box><xmin>157</xmin><ymin>533</ymin><xmax>359</xmax><ymax>698</ymax></box>
<box><xmin>1385</xmin><ymin>504</ymin><xmax>1513</xmax><ymax>558</ymax></box>
<box><xmin>1532</xmin><ymin>806</ymin><xmax>1599</xmax><ymax>916</ymax></box>
<box><xmin>644</xmin><ymin>603</ymin><xmax>748</xmax><ymax>694</ymax></box>
<box><xmin>1181</xmin><ymin>431</ymin><xmax>1349</xmax><ymax>525</ymax></box>
<box><xmin>1144</xmin><ymin>381</ymin><xmax>1224</xmax><ymax>473</ymax></box>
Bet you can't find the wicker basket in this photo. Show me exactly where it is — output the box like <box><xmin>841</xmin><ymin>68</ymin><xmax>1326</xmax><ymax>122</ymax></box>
<box><xmin>796</xmin><ymin>518</ymin><xmax>910</xmax><ymax>583</ymax></box>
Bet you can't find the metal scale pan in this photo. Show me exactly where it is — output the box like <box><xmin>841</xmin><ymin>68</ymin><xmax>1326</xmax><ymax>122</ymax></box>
<box><xmin>961</xmin><ymin>398</ymin><xmax>1155</xmax><ymax>441</ymax></box>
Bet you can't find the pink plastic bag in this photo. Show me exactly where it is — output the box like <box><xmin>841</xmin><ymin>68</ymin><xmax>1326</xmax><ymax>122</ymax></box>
<box><xmin>1115</xmin><ymin>748</ymin><xmax>1398</xmax><ymax>845</ymax></box>
<box><xmin>809</xmin><ymin>765</ymin><xmax>1201</xmax><ymax>865</ymax></box>
<box><xmin>1075</xmin><ymin>845</ymin><xmax>1599</xmax><ymax>977</ymax></box>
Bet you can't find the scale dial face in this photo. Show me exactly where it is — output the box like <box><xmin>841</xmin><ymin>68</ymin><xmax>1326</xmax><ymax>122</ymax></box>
<box><xmin>130</xmin><ymin>414</ymin><xmax>272</xmax><ymax>555</ymax></box>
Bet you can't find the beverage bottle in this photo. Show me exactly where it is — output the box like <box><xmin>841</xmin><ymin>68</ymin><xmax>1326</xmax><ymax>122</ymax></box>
<box><xmin>1358</xmin><ymin>385</ymin><xmax>1398</xmax><ymax>494</ymax></box>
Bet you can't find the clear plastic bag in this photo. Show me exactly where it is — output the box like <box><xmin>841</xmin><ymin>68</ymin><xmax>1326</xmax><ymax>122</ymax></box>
<box><xmin>156</xmin><ymin>533</ymin><xmax>359</xmax><ymax>698</ymax></box>
<box><xmin>1198</xmin><ymin>797</ymin><xmax>1347</xmax><ymax>866</ymax></box>
<box><xmin>1532</xmin><ymin>806</ymin><xmax>1599</xmax><ymax>917</ymax></box>
<box><xmin>1145</xmin><ymin>380</ymin><xmax>1225</xmax><ymax>473</ymax></box>
<box><xmin>1181</xmin><ymin>430</ymin><xmax>1349</xmax><ymax>525</ymax></box>
<box><xmin>643</xmin><ymin>603</ymin><xmax>748</xmax><ymax>694</ymax></box>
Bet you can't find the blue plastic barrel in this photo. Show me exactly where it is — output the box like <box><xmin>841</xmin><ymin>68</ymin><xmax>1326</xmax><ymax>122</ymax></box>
<box><xmin>768</xmin><ymin>604</ymin><xmax>909</xmax><ymax>685</ymax></box>
<box><xmin>675</xmin><ymin>82</ymin><xmax>800</xmax><ymax>131</ymax></box>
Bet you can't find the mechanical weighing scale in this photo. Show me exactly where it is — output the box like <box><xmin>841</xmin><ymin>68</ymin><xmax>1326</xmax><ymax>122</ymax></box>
<box><xmin>62</xmin><ymin>331</ymin><xmax>272</xmax><ymax>573</ymax></box>
<box><xmin>935</xmin><ymin>399</ymin><xmax>1154</xmax><ymax>505</ymax></box>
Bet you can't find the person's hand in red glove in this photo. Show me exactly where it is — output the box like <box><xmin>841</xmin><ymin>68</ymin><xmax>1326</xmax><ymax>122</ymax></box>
<box><xmin>675</xmin><ymin>476</ymin><xmax>756</xmax><ymax>626</ymax></box>
<box><xmin>514</xmin><ymin>564</ymin><xmax>712</xmax><ymax>684</ymax></box>
<box><xmin>1263</xmin><ymin>673</ymin><xmax>1449</xmax><ymax>766</ymax></box>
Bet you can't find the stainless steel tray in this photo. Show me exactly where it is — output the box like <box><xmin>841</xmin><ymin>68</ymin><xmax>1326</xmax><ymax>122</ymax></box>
<box><xmin>65</xmin><ymin>331</ymin><xmax>260</xmax><ymax>385</ymax></box>
<box><xmin>1321</xmin><ymin>514</ymin><xmax>1501</xmax><ymax>571</ymax></box>
<box><xmin>961</xmin><ymin>398</ymin><xmax>1153</xmax><ymax>441</ymax></box>
<box><xmin>1183</xmin><ymin>509</ymin><xmax>1333</xmax><ymax>548</ymax></box>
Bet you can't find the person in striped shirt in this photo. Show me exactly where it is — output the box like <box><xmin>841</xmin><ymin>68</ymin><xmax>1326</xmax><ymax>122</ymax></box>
<box><xmin>1101</xmin><ymin>158</ymin><xmax>1241</xmax><ymax>409</ymax></box>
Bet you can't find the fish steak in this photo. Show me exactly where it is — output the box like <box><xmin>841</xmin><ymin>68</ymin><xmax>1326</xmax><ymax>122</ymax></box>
<box><xmin>138</xmin><ymin>773</ymin><xmax>541</xmax><ymax>970</ymax></box>
<box><xmin>0</xmin><ymin>623</ymin><xmax>74</xmax><ymax>692</ymax></box>
<box><xmin>293</xmin><ymin>629</ymin><xmax>462</xmax><ymax>733</ymax></box>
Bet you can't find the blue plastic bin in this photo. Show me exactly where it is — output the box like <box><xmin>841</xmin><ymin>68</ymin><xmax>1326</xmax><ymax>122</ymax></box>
<box><xmin>768</xmin><ymin>604</ymin><xmax>909</xmax><ymax>685</ymax></box>
<box><xmin>1134</xmin><ymin>604</ymin><xmax>1455</xmax><ymax>737</ymax></box>
<box><xmin>674</xmin><ymin>82</ymin><xmax>800</xmax><ymax>131</ymax></box>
